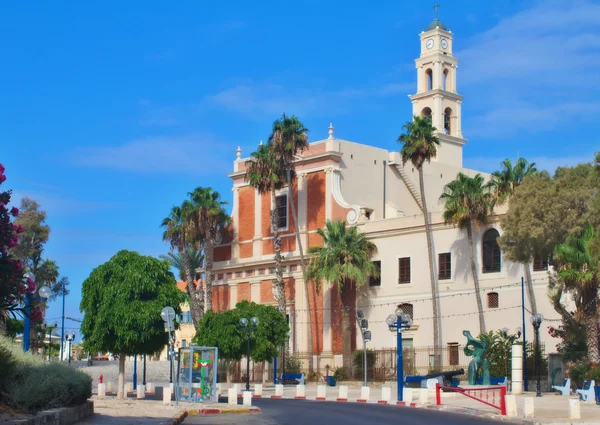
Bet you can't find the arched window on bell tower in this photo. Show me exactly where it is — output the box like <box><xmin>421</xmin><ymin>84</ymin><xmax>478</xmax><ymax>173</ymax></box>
<box><xmin>426</xmin><ymin>68</ymin><xmax>433</xmax><ymax>91</ymax></box>
<box><xmin>444</xmin><ymin>107</ymin><xmax>452</xmax><ymax>135</ymax></box>
<box><xmin>421</xmin><ymin>107</ymin><xmax>432</xmax><ymax>123</ymax></box>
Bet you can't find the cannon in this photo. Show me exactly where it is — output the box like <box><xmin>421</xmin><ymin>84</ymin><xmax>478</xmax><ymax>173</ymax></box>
<box><xmin>422</xmin><ymin>368</ymin><xmax>465</xmax><ymax>388</ymax></box>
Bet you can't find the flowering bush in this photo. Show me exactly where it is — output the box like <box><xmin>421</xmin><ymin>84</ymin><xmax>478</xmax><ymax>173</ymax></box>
<box><xmin>564</xmin><ymin>357</ymin><xmax>593</xmax><ymax>388</ymax></box>
<box><xmin>0</xmin><ymin>163</ymin><xmax>29</xmax><ymax>321</ymax></box>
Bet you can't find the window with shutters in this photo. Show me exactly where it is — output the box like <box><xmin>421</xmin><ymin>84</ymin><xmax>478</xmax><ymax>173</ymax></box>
<box><xmin>369</xmin><ymin>261</ymin><xmax>382</xmax><ymax>287</ymax></box>
<box><xmin>398</xmin><ymin>257</ymin><xmax>411</xmax><ymax>284</ymax></box>
<box><xmin>275</xmin><ymin>194</ymin><xmax>288</xmax><ymax>229</ymax></box>
<box><xmin>397</xmin><ymin>303</ymin><xmax>413</xmax><ymax>320</ymax></box>
<box><xmin>487</xmin><ymin>292</ymin><xmax>499</xmax><ymax>308</ymax></box>
<box><xmin>448</xmin><ymin>343</ymin><xmax>459</xmax><ymax>366</ymax></box>
<box><xmin>482</xmin><ymin>229</ymin><xmax>502</xmax><ymax>273</ymax></box>
<box><xmin>438</xmin><ymin>253</ymin><xmax>451</xmax><ymax>280</ymax></box>
<box><xmin>533</xmin><ymin>254</ymin><xmax>549</xmax><ymax>272</ymax></box>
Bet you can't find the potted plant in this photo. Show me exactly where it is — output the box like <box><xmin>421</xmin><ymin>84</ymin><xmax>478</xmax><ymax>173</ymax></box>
<box><xmin>587</xmin><ymin>366</ymin><xmax>600</xmax><ymax>405</ymax></box>
<box><xmin>325</xmin><ymin>364</ymin><xmax>336</xmax><ymax>387</ymax></box>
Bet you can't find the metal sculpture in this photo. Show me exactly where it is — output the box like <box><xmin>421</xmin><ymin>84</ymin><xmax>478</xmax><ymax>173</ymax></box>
<box><xmin>463</xmin><ymin>330</ymin><xmax>490</xmax><ymax>385</ymax></box>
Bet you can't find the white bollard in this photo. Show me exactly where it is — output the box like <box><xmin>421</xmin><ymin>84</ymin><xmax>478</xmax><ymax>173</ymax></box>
<box><xmin>419</xmin><ymin>388</ymin><xmax>428</xmax><ymax>405</ymax></box>
<box><xmin>569</xmin><ymin>399</ymin><xmax>581</xmax><ymax>420</ymax></box>
<box><xmin>338</xmin><ymin>385</ymin><xmax>348</xmax><ymax>400</ymax></box>
<box><xmin>137</xmin><ymin>385</ymin><xmax>145</xmax><ymax>399</ymax></box>
<box><xmin>106</xmin><ymin>381</ymin><xmax>113</xmax><ymax>393</ymax></box>
<box><xmin>317</xmin><ymin>384</ymin><xmax>327</xmax><ymax>399</ymax></box>
<box><xmin>98</xmin><ymin>383</ymin><xmax>106</xmax><ymax>397</ymax></box>
<box><xmin>524</xmin><ymin>397</ymin><xmax>534</xmax><ymax>418</ymax></box>
<box><xmin>360</xmin><ymin>386</ymin><xmax>370</xmax><ymax>401</ymax></box>
<box><xmin>146</xmin><ymin>383</ymin><xmax>154</xmax><ymax>394</ymax></box>
<box><xmin>163</xmin><ymin>387</ymin><xmax>172</xmax><ymax>405</ymax></box>
<box><xmin>275</xmin><ymin>384</ymin><xmax>284</xmax><ymax>397</ymax></box>
<box><xmin>126</xmin><ymin>382</ymin><xmax>133</xmax><ymax>393</ymax></box>
<box><xmin>233</xmin><ymin>383</ymin><xmax>241</xmax><ymax>395</ymax></box>
<box><xmin>403</xmin><ymin>388</ymin><xmax>413</xmax><ymax>403</ymax></box>
<box><xmin>169</xmin><ymin>382</ymin><xmax>174</xmax><ymax>393</ymax></box>
<box><xmin>228</xmin><ymin>388</ymin><xmax>238</xmax><ymax>405</ymax></box>
<box><xmin>381</xmin><ymin>386</ymin><xmax>391</xmax><ymax>403</ymax></box>
<box><xmin>254</xmin><ymin>383</ymin><xmax>263</xmax><ymax>397</ymax></box>
<box><xmin>296</xmin><ymin>385</ymin><xmax>306</xmax><ymax>398</ymax></box>
<box><xmin>505</xmin><ymin>395</ymin><xmax>517</xmax><ymax>417</ymax></box>
<box><xmin>511</xmin><ymin>344</ymin><xmax>524</xmax><ymax>395</ymax></box>
<box><xmin>243</xmin><ymin>391</ymin><xmax>252</xmax><ymax>406</ymax></box>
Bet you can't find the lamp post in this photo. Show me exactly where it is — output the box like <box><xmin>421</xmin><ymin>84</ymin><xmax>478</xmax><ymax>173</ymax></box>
<box><xmin>161</xmin><ymin>306</ymin><xmax>176</xmax><ymax>384</ymax></box>
<box><xmin>240</xmin><ymin>316</ymin><xmax>259</xmax><ymax>391</ymax></box>
<box><xmin>356</xmin><ymin>308</ymin><xmax>372</xmax><ymax>387</ymax></box>
<box><xmin>65</xmin><ymin>332</ymin><xmax>76</xmax><ymax>364</ymax></box>
<box><xmin>531</xmin><ymin>313</ymin><xmax>544</xmax><ymax>397</ymax></box>
<box><xmin>386</xmin><ymin>307</ymin><xmax>412</xmax><ymax>402</ymax></box>
<box><xmin>45</xmin><ymin>322</ymin><xmax>58</xmax><ymax>360</ymax></box>
<box><xmin>22</xmin><ymin>272</ymin><xmax>51</xmax><ymax>353</ymax></box>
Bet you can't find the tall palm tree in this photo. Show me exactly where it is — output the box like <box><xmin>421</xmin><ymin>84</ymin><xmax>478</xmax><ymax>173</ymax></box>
<box><xmin>188</xmin><ymin>187</ymin><xmax>231</xmax><ymax>313</ymax></box>
<box><xmin>490</xmin><ymin>158</ymin><xmax>539</xmax><ymax>314</ymax></box>
<box><xmin>268</xmin><ymin>114</ymin><xmax>314</xmax><ymax>372</ymax></box>
<box><xmin>440</xmin><ymin>173</ymin><xmax>494</xmax><ymax>334</ymax></box>
<box><xmin>245</xmin><ymin>143</ymin><xmax>288</xmax><ymax>315</ymax></box>
<box><xmin>398</xmin><ymin>115</ymin><xmax>442</xmax><ymax>364</ymax></box>
<box><xmin>160</xmin><ymin>248</ymin><xmax>204</xmax><ymax>282</ymax></box>
<box><xmin>554</xmin><ymin>224</ymin><xmax>600</xmax><ymax>362</ymax></box>
<box><xmin>160</xmin><ymin>202</ymin><xmax>204</xmax><ymax>327</ymax></box>
<box><xmin>306</xmin><ymin>220</ymin><xmax>378</xmax><ymax>372</ymax></box>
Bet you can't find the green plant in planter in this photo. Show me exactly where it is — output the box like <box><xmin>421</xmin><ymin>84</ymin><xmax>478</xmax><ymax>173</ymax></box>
<box><xmin>587</xmin><ymin>366</ymin><xmax>600</xmax><ymax>385</ymax></box>
<box><xmin>333</xmin><ymin>366</ymin><xmax>350</xmax><ymax>381</ymax></box>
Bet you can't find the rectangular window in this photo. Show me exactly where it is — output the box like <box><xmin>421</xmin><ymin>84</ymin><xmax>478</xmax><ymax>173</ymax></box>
<box><xmin>448</xmin><ymin>343</ymin><xmax>459</xmax><ymax>366</ymax></box>
<box><xmin>533</xmin><ymin>255</ymin><xmax>548</xmax><ymax>272</ymax></box>
<box><xmin>246</xmin><ymin>270</ymin><xmax>254</xmax><ymax>277</ymax></box>
<box><xmin>369</xmin><ymin>261</ymin><xmax>382</xmax><ymax>287</ymax></box>
<box><xmin>275</xmin><ymin>194</ymin><xmax>288</xmax><ymax>229</ymax></box>
<box><xmin>398</xmin><ymin>257</ymin><xmax>411</xmax><ymax>284</ymax></box>
<box><xmin>290</xmin><ymin>265</ymin><xmax>298</xmax><ymax>272</ymax></box>
<box><xmin>269</xmin><ymin>267</ymin><xmax>276</xmax><ymax>275</ymax></box>
<box><xmin>217</xmin><ymin>273</ymin><xmax>224</xmax><ymax>281</ymax></box>
<box><xmin>258</xmin><ymin>268</ymin><xmax>265</xmax><ymax>275</ymax></box>
<box><xmin>226</xmin><ymin>272</ymin><xmax>232</xmax><ymax>279</ymax></box>
<box><xmin>438</xmin><ymin>253</ymin><xmax>451</xmax><ymax>280</ymax></box>
<box><xmin>235</xmin><ymin>271</ymin><xmax>242</xmax><ymax>278</ymax></box>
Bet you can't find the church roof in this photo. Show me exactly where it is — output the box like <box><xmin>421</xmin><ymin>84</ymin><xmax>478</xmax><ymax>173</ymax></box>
<box><xmin>426</xmin><ymin>18</ymin><xmax>447</xmax><ymax>31</ymax></box>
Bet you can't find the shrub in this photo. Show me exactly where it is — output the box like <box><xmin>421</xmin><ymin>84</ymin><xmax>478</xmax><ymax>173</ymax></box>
<box><xmin>352</xmin><ymin>349</ymin><xmax>375</xmax><ymax>381</ymax></box>
<box><xmin>333</xmin><ymin>366</ymin><xmax>350</xmax><ymax>381</ymax></box>
<box><xmin>285</xmin><ymin>357</ymin><xmax>303</xmax><ymax>374</ymax></box>
<box><xmin>565</xmin><ymin>358</ymin><xmax>592</xmax><ymax>388</ymax></box>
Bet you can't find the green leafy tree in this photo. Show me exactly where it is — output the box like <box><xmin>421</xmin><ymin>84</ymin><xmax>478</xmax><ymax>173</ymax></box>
<box><xmin>306</xmin><ymin>220</ymin><xmax>377</xmax><ymax>371</ymax></box>
<box><xmin>441</xmin><ymin>173</ymin><xmax>494</xmax><ymax>334</ymax></box>
<box><xmin>5</xmin><ymin>318</ymin><xmax>23</xmax><ymax>338</ymax></box>
<box><xmin>268</xmin><ymin>113</ymin><xmax>313</xmax><ymax>372</ymax></box>
<box><xmin>187</xmin><ymin>187</ymin><xmax>230</xmax><ymax>313</ymax></box>
<box><xmin>12</xmin><ymin>197</ymin><xmax>50</xmax><ymax>275</ymax></box>
<box><xmin>80</xmin><ymin>250</ymin><xmax>186</xmax><ymax>399</ymax></box>
<box><xmin>36</xmin><ymin>259</ymin><xmax>70</xmax><ymax>301</ymax></box>
<box><xmin>489</xmin><ymin>158</ymin><xmax>538</xmax><ymax>314</ymax></box>
<box><xmin>398</xmin><ymin>115</ymin><xmax>442</xmax><ymax>364</ymax></box>
<box><xmin>245</xmin><ymin>143</ymin><xmax>288</xmax><ymax>316</ymax></box>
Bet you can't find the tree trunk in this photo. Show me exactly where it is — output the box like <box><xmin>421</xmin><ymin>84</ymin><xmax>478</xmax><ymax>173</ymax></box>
<box><xmin>524</xmin><ymin>262</ymin><xmax>538</xmax><ymax>315</ymax></box>
<box><xmin>204</xmin><ymin>232</ymin><xmax>215</xmax><ymax>312</ymax></box>
<box><xmin>584</xmin><ymin>287</ymin><xmax>600</xmax><ymax>363</ymax></box>
<box><xmin>117</xmin><ymin>353</ymin><xmax>125</xmax><ymax>399</ymax></box>
<box><xmin>182</xmin><ymin>250</ymin><xmax>203</xmax><ymax>328</ymax></box>
<box><xmin>287</xmin><ymin>168</ymin><xmax>313</xmax><ymax>374</ymax></box>
<box><xmin>340</xmin><ymin>283</ymin><xmax>353</xmax><ymax>372</ymax></box>
<box><xmin>417</xmin><ymin>166</ymin><xmax>441</xmax><ymax>369</ymax></box>
<box><xmin>0</xmin><ymin>319</ymin><xmax>5</xmax><ymax>336</ymax></box>
<box><xmin>226</xmin><ymin>360</ymin><xmax>232</xmax><ymax>384</ymax></box>
<box><xmin>271</xmin><ymin>192</ymin><xmax>286</xmax><ymax>315</ymax></box>
<box><xmin>466</xmin><ymin>221</ymin><xmax>486</xmax><ymax>334</ymax></box>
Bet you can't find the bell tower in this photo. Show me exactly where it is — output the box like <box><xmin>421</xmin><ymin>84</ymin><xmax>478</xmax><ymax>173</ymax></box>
<box><xmin>409</xmin><ymin>3</ymin><xmax>466</xmax><ymax>167</ymax></box>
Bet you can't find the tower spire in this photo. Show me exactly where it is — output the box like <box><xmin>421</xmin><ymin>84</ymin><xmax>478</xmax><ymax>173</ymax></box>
<box><xmin>433</xmin><ymin>2</ymin><xmax>440</xmax><ymax>19</ymax></box>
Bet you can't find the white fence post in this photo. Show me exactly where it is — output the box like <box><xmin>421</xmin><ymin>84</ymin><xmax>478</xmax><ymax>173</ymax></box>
<box><xmin>243</xmin><ymin>391</ymin><xmax>252</xmax><ymax>406</ymax></box>
<box><xmin>98</xmin><ymin>383</ymin><xmax>106</xmax><ymax>397</ymax></box>
<box><xmin>228</xmin><ymin>388</ymin><xmax>238</xmax><ymax>405</ymax></box>
<box><xmin>317</xmin><ymin>384</ymin><xmax>327</xmax><ymax>400</ymax></box>
<box><xmin>524</xmin><ymin>397</ymin><xmax>534</xmax><ymax>418</ymax></box>
<box><xmin>505</xmin><ymin>395</ymin><xmax>517</xmax><ymax>417</ymax></box>
<box><xmin>511</xmin><ymin>344</ymin><xmax>523</xmax><ymax>395</ymax></box>
<box><xmin>360</xmin><ymin>386</ymin><xmax>370</xmax><ymax>401</ymax></box>
<box><xmin>569</xmin><ymin>399</ymin><xmax>581</xmax><ymax>420</ymax></box>
<box><xmin>381</xmin><ymin>386</ymin><xmax>391</xmax><ymax>403</ymax></box>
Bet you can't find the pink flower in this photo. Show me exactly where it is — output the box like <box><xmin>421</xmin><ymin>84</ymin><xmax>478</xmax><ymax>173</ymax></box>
<box><xmin>16</xmin><ymin>224</ymin><xmax>23</xmax><ymax>234</ymax></box>
<box><xmin>30</xmin><ymin>307</ymin><xmax>43</xmax><ymax>322</ymax></box>
<box><xmin>0</xmin><ymin>174</ymin><xmax>6</xmax><ymax>184</ymax></box>
<box><xmin>27</xmin><ymin>278</ymin><xmax>36</xmax><ymax>293</ymax></box>
<box><xmin>10</xmin><ymin>206</ymin><xmax>18</xmax><ymax>217</ymax></box>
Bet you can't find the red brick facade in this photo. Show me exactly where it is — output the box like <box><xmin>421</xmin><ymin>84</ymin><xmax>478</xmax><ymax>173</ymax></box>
<box><xmin>213</xmin><ymin>285</ymin><xmax>230</xmax><ymax>312</ymax></box>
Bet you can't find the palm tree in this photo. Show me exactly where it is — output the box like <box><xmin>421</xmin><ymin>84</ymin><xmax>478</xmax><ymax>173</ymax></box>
<box><xmin>489</xmin><ymin>158</ymin><xmax>539</xmax><ymax>314</ymax></box>
<box><xmin>268</xmin><ymin>114</ymin><xmax>314</xmax><ymax>372</ymax></box>
<box><xmin>554</xmin><ymin>224</ymin><xmax>600</xmax><ymax>362</ymax></box>
<box><xmin>245</xmin><ymin>143</ymin><xmax>288</xmax><ymax>314</ymax></box>
<box><xmin>440</xmin><ymin>173</ymin><xmax>494</xmax><ymax>334</ymax></box>
<box><xmin>160</xmin><ymin>248</ymin><xmax>204</xmax><ymax>281</ymax></box>
<box><xmin>398</xmin><ymin>115</ymin><xmax>442</xmax><ymax>365</ymax></box>
<box><xmin>160</xmin><ymin>202</ymin><xmax>204</xmax><ymax>327</ymax></box>
<box><xmin>188</xmin><ymin>187</ymin><xmax>231</xmax><ymax>313</ymax></box>
<box><xmin>306</xmin><ymin>220</ymin><xmax>378</xmax><ymax>372</ymax></box>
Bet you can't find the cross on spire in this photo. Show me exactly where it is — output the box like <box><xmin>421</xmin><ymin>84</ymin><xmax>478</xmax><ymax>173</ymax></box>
<box><xmin>433</xmin><ymin>2</ymin><xmax>440</xmax><ymax>19</ymax></box>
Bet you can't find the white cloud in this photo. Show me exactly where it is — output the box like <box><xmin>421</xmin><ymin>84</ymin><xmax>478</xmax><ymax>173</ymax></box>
<box><xmin>70</xmin><ymin>136</ymin><xmax>233</xmax><ymax>175</ymax></box>
<box><xmin>11</xmin><ymin>190</ymin><xmax>123</xmax><ymax>216</ymax></box>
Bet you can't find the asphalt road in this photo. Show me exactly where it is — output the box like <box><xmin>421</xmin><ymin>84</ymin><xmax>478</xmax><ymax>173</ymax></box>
<box><xmin>184</xmin><ymin>399</ymin><xmax>503</xmax><ymax>425</ymax></box>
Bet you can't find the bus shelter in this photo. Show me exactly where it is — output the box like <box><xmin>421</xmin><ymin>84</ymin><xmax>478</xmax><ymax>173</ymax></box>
<box><xmin>177</xmin><ymin>346</ymin><xmax>218</xmax><ymax>403</ymax></box>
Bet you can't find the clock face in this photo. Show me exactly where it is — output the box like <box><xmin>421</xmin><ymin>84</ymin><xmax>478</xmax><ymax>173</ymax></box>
<box><xmin>426</xmin><ymin>39</ymin><xmax>434</xmax><ymax>50</ymax></box>
<box><xmin>441</xmin><ymin>38</ymin><xmax>448</xmax><ymax>49</ymax></box>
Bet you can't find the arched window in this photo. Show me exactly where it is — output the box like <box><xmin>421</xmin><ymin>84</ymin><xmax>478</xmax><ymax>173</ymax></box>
<box><xmin>397</xmin><ymin>303</ymin><xmax>413</xmax><ymax>321</ymax></box>
<box><xmin>487</xmin><ymin>292</ymin><xmax>499</xmax><ymax>308</ymax></box>
<box><xmin>421</xmin><ymin>107</ymin><xmax>432</xmax><ymax>123</ymax></box>
<box><xmin>426</xmin><ymin>69</ymin><xmax>433</xmax><ymax>91</ymax></box>
<box><xmin>482</xmin><ymin>229</ymin><xmax>501</xmax><ymax>273</ymax></box>
<box><xmin>443</xmin><ymin>68</ymin><xmax>448</xmax><ymax>91</ymax></box>
<box><xmin>444</xmin><ymin>107</ymin><xmax>452</xmax><ymax>135</ymax></box>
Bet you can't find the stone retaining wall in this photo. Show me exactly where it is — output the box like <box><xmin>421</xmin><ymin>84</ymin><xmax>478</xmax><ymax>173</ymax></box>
<box><xmin>4</xmin><ymin>401</ymin><xmax>93</xmax><ymax>425</ymax></box>
<box><xmin>74</xmin><ymin>360</ymin><xmax>172</xmax><ymax>385</ymax></box>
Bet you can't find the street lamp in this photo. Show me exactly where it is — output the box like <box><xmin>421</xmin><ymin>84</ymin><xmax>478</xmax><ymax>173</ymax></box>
<box><xmin>65</xmin><ymin>332</ymin><xmax>76</xmax><ymax>364</ymax></box>
<box><xmin>22</xmin><ymin>272</ymin><xmax>51</xmax><ymax>353</ymax></box>
<box><xmin>161</xmin><ymin>306</ymin><xmax>176</xmax><ymax>384</ymax></box>
<box><xmin>240</xmin><ymin>316</ymin><xmax>259</xmax><ymax>392</ymax></box>
<box><xmin>531</xmin><ymin>313</ymin><xmax>544</xmax><ymax>397</ymax></box>
<box><xmin>44</xmin><ymin>322</ymin><xmax>58</xmax><ymax>360</ymax></box>
<box><xmin>386</xmin><ymin>307</ymin><xmax>412</xmax><ymax>402</ymax></box>
<box><xmin>356</xmin><ymin>308</ymin><xmax>372</xmax><ymax>387</ymax></box>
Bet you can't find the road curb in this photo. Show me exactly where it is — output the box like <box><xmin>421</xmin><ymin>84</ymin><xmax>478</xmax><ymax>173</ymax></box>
<box><xmin>186</xmin><ymin>407</ymin><xmax>262</xmax><ymax>415</ymax></box>
<box><xmin>169</xmin><ymin>410</ymin><xmax>188</xmax><ymax>425</ymax></box>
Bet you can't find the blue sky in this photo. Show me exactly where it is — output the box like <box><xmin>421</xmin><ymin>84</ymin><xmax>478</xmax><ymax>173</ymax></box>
<box><xmin>1</xmin><ymin>0</ymin><xmax>598</xmax><ymax>337</ymax></box>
